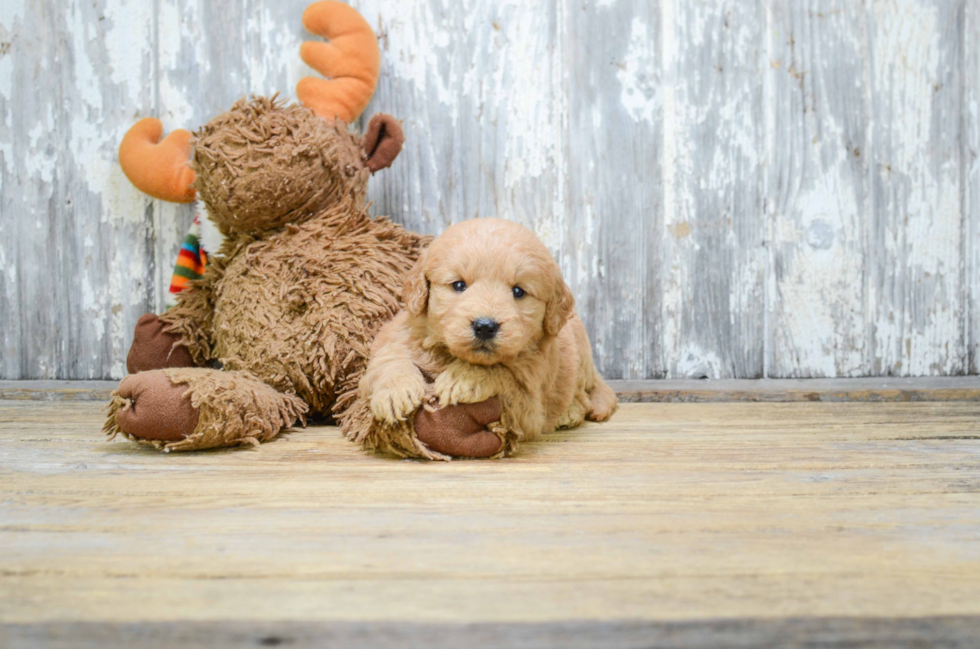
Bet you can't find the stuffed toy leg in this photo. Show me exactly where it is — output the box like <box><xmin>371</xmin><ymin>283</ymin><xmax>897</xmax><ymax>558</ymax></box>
<box><xmin>105</xmin><ymin>368</ymin><xmax>307</xmax><ymax>452</ymax></box>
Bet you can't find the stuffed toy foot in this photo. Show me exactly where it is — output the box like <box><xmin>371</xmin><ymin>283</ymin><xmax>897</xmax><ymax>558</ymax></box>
<box><xmin>127</xmin><ymin>313</ymin><xmax>196</xmax><ymax>374</ymax></box>
<box><xmin>105</xmin><ymin>368</ymin><xmax>307</xmax><ymax>452</ymax></box>
<box><xmin>342</xmin><ymin>390</ymin><xmax>516</xmax><ymax>461</ymax></box>
<box><xmin>414</xmin><ymin>398</ymin><xmax>506</xmax><ymax>458</ymax></box>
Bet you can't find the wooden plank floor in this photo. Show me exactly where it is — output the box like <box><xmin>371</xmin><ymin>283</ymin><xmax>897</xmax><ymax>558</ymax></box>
<box><xmin>2</xmin><ymin>399</ymin><xmax>980</xmax><ymax>647</ymax></box>
<box><xmin>4</xmin><ymin>376</ymin><xmax>980</xmax><ymax>402</ymax></box>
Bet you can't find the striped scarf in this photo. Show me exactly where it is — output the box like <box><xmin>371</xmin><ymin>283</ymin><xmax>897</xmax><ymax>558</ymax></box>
<box><xmin>170</xmin><ymin>213</ymin><xmax>208</xmax><ymax>294</ymax></box>
<box><xmin>166</xmin><ymin>205</ymin><xmax>219</xmax><ymax>308</ymax></box>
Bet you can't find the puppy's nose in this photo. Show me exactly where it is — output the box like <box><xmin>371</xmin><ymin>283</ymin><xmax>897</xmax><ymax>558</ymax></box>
<box><xmin>472</xmin><ymin>318</ymin><xmax>500</xmax><ymax>341</ymax></box>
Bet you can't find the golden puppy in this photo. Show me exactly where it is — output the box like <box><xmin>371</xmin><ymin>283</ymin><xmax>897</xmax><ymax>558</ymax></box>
<box><xmin>354</xmin><ymin>218</ymin><xmax>616</xmax><ymax>459</ymax></box>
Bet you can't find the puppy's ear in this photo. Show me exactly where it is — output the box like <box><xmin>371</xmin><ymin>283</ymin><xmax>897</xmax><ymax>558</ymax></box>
<box><xmin>544</xmin><ymin>266</ymin><xmax>575</xmax><ymax>337</ymax></box>
<box><xmin>402</xmin><ymin>250</ymin><xmax>429</xmax><ymax>316</ymax></box>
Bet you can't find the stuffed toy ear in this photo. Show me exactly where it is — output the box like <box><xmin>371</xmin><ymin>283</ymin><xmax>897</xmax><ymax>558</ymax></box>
<box><xmin>402</xmin><ymin>250</ymin><xmax>429</xmax><ymax>316</ymax></box>
<box><xmin>544</xmin><ymin>266</ymin><xmax>575</xmax><ymax>337</ymax></box>
<box><xmin>362</xmin><ymin>114</ymin><xmax>405</xmax><ymax>172</ymax></box>
<box><xmin>118</xmin><ymin>118</ymin><xmax>197</xmax><ymax>203</ymax></box>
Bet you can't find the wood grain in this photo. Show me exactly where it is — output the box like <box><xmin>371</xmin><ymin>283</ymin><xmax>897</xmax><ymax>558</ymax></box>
<box><xmin>5</xmin><ymin>618</ymin><xmax>980</xmax><ymax>649</ymax></box>
<box><xmin>966</xmin><ymin>1</ymin><xmax>980</xmax><ymax>375</ymax></box>
<box><xmin>868</xmin><ymin>0</ymin><xmax>965</xmax><ymax>375</ymax></box>
<box><xmin>357</xmin><ymin>0</ymin><xmax>566</xmax><ymax>241</ymax></box>
<box><xmin>5</xmin><ymin>377</ymin><xmax>980</xmax><ymax>402</ymax></box>
<box><xmin>562</xmin><ymin>0</ymin><xmax>662</xmax><ymax>380</ymax></box>
<box><xmin>1</xmin><ymin>399</ymin><xmax>980</xmax><ymax>644</ymax></box>
<box><xmin>1</xmin><ymin>0</ymin><xmax>977</xmax><ymax>381</ymax></box>
<box><xmin>766</xmin><ymin>0</ymin><xmax>869</xmax><ymax>377</ymax></box>
<box><xmin>0</xmin><ymin>0</ymin><xmax>158</xmax><ymax>380</ymax></box>
<box><xmin>661</xmin><ymin>0</ymin><xmax>767</xmax><ymax>379</ymax></box>
<box><xmin>612</xmin><ymin>376</ymin><xmax>980</xmax><ymax>402</ymax></box>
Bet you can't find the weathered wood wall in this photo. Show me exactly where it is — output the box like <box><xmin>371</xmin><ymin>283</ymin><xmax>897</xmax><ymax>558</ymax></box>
<box><xmin>0</xmin><ymin>0</ymin><xmax>977</xmax><ymax>380</ymax></box>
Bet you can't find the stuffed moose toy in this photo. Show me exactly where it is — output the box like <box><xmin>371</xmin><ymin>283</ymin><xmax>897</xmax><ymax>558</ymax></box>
<box><xmin>105</xmin><ymin>1</ymin><xmax>501</xmax><ymax>457</ymax></box>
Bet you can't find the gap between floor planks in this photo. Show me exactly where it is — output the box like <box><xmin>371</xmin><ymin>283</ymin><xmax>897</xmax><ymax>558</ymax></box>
<box><xmin>1</xmin><ymin>376</ymin><xmax>979</xmax><ymax>402</ymax></box>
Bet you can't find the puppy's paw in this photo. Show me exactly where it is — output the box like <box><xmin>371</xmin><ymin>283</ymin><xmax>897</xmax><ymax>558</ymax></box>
<box><xmin>587</xmin><ymin>404</ymin><xmax>615</xmax><ymax>422</ymax></box>
<box><xmin>586</xmin><ymin>381</ymin><xmax>618</xmax><ymax>422</ymax></box>
<box><xmin>557</xmin><ymin>398</ymin><xmax>587</xmax><ymax>429</ymax></box>
<box><xmin>370</xmin><ymin>381</ymin><xmax>426</xmax><ymax>425</ymax></box>
<box><xmin>434</xmin><ymin>364</ymin><xmax>497</xmax><ymax>407</ymax></box>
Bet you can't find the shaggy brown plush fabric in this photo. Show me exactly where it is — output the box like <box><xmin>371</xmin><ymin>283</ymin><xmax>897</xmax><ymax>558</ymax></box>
<box><xmin>192</xmin><ymin>96</ymin><xmax>369</xmax><ymax>237</ymax></box>
<box><xmin>110</xmin><ymin>0</ymin><xmax>487</xmax><ymax>455</ymax></box>
<box><xmin>168</xmin><ymin>201</ymin><xmax>429</xmax><ymax>415</ymax></box>
<box><xmin>111</xmin><ymin>97</ymin><xmax>430</xmax><ymax>452</ymax></box>
<box><xmin>105</xmin><ymin>368</ymin><xmax>308</xmax><ymax>452</ymax></box>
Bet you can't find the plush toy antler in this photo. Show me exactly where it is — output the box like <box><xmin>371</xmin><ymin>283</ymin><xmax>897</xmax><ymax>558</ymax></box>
<box><xmin>118</xmin><ymin>118</ymin><xmax>196</xmax><ymax>203</ymax></box>
<box><xmin>297</xmin><ymin>0</ymin><xmax>380</xmax><ymax>123</ymax></box>
<box><xmin>118</xmin><ymin>1</ymin><xmax>384</xmax><ymax>201</ymax></box>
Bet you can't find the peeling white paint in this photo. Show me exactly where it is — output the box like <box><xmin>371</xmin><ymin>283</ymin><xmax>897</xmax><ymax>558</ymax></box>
<box><xmin>674</xmin><ymin>345</ymin><xmax>724</xmax><ymax>380</ymax></box>
<box><xmin>871</xmin><ymin>0</ymin><xmax>963</xmax><ymax>375</ymax></box>
<box><xmin>363</xmin><ymin>0</ymin><xmax>458</xmax><ymax>111</ymax></box>
<box><xmin>617</xmin><ymin>17</ymin><xmax>658</xmax><ymax>124</ymax></box>
<box><xmin>0</xmin><ymin>0</ymin><xmax>28</xmax><ymax>24</ymax></box>
<box><xmin>81</xmin><ymin>280</ymin><xmax>107</xmax><ymax>343</ymax></box>
<box><xmin>495</xmin><ymin>5</ymin><xmax>562</xmax><ymax>191</ymax></box>
<box><xmin>660</xmin><ymin>0</ymin><xmax>679</xmax><ymax>375</ymax></box>
<box><xmin>157</xmin><ymin>1</ymin><xmax>202</xmax><ymax>125</ymax></box>
<box><xmin>766</xmin><ymin>1</ymin><xmax>869</xmax><ymax>378</ymax></box>
<box><xmin>246</xmin><ymin>6</ymin><xmax>306</xmax><ymax>97</ymax></box>
<box><xmin>662</xmin><ymin>0</ymin><xmax>766</xmax><ymax>377</ymax></box>
<box><xmin>2</xmin><ymin>0</ymin><xmax>977</xmax><ymax>379</ymax></box>
<box><xmin>103</xmin><ymin>0</ymin><xmax>154</xmax><ymax>89</ymax></box>
<box><xmin>68</xmin><ymin>3</ymin><xmax>105</xmax><ymax>116</ymax></box>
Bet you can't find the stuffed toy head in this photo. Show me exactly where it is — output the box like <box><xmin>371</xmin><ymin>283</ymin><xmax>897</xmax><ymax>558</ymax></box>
<box><xmin>117</xmin><ymin>0</ymin><xmax>404</xmax><ymax>239</ymax></box>
<box><xmin>190</xmin><ymin>98</ymin><xmax>402</xmax><ymax>237</ymax></box>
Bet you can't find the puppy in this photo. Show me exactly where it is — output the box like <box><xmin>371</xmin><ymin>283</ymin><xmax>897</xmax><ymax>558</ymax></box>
<box><xmin>356</xmin><ymin>218</ymin><xmax>617</xmax><ymax>458</ymax></box>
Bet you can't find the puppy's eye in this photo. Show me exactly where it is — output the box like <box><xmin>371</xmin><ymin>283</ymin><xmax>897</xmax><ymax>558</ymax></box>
<box><xmin>452</xmin><ymin>280</ymin><xmax>467</xmax><ymax>292</ymax></box>
<box><xmin>512</xmin><ymin>286</ymin><xmax>526</xmax><ymax>299</ymax></box>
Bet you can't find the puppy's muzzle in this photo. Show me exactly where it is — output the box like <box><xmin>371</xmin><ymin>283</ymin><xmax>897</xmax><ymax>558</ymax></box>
<box><xmin>472</xmin><ymin>318</ymin><xmax>500</xmax><ymax>341</ymax></box>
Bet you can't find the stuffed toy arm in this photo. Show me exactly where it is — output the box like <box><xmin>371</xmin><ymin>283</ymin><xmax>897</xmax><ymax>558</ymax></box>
<box><xmin>125</xmin><ymin>265</ymin><xmax>217</xmax><ymax>374</ymax></box>
<box><xmin>157</xmin><ymin>263</ymin><xmax>219</xmax><ymax>367</ymax></box>
<box><xmin>118</xmin><ymin>115</ymin><xmax>219</xmax><ymax>369</ymax></box>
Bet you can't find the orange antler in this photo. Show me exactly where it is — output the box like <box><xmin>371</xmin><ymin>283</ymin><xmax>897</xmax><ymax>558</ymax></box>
<box><xmin>297</xmin><ymin>1</ymin><xmax>380</xmax><ymax>123</ymax></box>
<box><xmin>118</xmin><ymin>118</ymin><xmax>197</xmax><ymax>203</ymax></box>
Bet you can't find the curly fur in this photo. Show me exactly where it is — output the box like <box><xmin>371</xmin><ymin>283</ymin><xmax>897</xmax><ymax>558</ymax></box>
<box><xmin>112</xmin><ymin>97</ymin><xmax>428</xmax><ymax>452</ymax></box>
<box><xmin>343</xmin><ymin>218</ymin><xmax>616</xmax><ymax>459</ymax></box>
